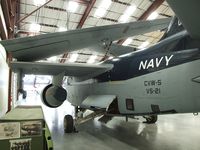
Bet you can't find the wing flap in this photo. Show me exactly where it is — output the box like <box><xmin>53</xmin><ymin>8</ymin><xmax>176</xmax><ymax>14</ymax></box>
<box><xmin>1</xmin><ymin>18</ymin><xmax>171</xmax><ymax>61</ymax></box>
<box><xmin>10</xmin><ymin>61</ymin><xmax>113</xmax><ymax>80</ymax></box>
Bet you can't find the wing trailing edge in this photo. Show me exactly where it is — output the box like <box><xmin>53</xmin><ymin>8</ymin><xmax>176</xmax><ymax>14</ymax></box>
<box><xmin>10</xmin><ymin>61</ymin><xmax>113</xmax><ymax>81</ymax></box>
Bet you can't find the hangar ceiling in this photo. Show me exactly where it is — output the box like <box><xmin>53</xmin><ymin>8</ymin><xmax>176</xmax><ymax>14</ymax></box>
<box><xmin>14</xmin><ymin>0</ymin><xmax>174</xmax><ymax>63</ymax></box>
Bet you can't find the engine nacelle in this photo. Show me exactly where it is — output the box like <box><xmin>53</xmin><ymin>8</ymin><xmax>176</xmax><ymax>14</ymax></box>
<box><xmin>41</xmin><ymin>84</ymin><xmax>67</xmax><ymax>108</ymax></box>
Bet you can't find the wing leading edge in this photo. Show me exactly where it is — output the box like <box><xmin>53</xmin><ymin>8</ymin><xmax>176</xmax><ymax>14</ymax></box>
<box><xmin>1</xmin><ymin>18</ymin><xmax>171</xmax><ymax>61</ymax></box>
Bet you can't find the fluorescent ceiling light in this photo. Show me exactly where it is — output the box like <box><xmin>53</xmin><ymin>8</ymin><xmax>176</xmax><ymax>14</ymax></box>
<box><xmin>87</xmin><ymin>55</ymin><xmax>97</xmax><ymax>64</ymax></box>
<box><xmin>108</xmin><ymin>56</ymin><xmax>113</xmax><ymax>60</ymax></box>
<box><xmin>58</xmin><ymin>27</ymin><xmax>67</xmax><ymax>32</ymax></box>
<box><xmin>34</xmin><ymin>0</ymin><xmax>46</xmax><ymax>6</ymax></box>
<box><xmin>122</xmin><ymin>38</ymin><xmax>133</xmax><ymax>46</ymax></box>
<box><xmin>94</xmin><ymin>8</ymin><xmax>106</xmax><ymax>18</ymax></box>
<box><xmin>124</xmin><ymin>5</ymin><xmax>136</xmax><ymax>16</ymax></box>
<box><xmin>112</xmin><ymin>58</ymin><xmax>120</xmax><ymax>61</ymax></box>
<box><xmin>67</xmin><ymin>1</ymin><xmax>79</xmax><ymax>13</ymax></box>
<box><xmin>29</xmin><ymin>23</ymin><xmax>41</xmax><ymax>32</ymax></box>
<box><xmin>147</xmin><ymin>12</ymin><xmax>159</xmax><ymax>20</ymax></box>
<box><xmin>48</xmin><ymin>56</ymin><xmax>57</xmax><ymax>62</ymax></box>
<box><xmin>119</xmin><ymin>14</ymin><xmax>130</xmax><ymax>23</ymax></box>
<box><xmin>94</xmin><ymin>0</ymin><xmax>112</xmax><ymax>18</ymax></box>
<box><xmin>69</xmin><ymin>53</ymin><xmax>78</xmax><ymax>62</ymax></box>
<box><xmin>119</xmin><ymin>5</ymin><xmax>136</xmax><ymax>23</ymax></box>
<box><xmin>138</xmin><ymin>41</ymin><xmax>149</xmax><ymax>49</ymax></box>
<box><xmin>99</xmin><ymin>0</ymin><xmax>112</xmax><ymax>9</ymax></box>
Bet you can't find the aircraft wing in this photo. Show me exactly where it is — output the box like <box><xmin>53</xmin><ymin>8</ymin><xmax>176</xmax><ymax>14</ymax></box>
<box><xmin>167</xmin><ymin>0</ymin><xmax>200</xmax><ymax>39</ymax></box>
<box><xmin>0</xmin><ymin>18</ymin><xmax>170</xmax><ymax>61</ymax></box>
<box><xmin>89</xmin><ymin>43</ymin><xmax>136</xmax><ymax>57</ymax></box>
<box><xmin>10</xmin><ymin>61</ymin><xmax>113</xmax><ymax>81</ymax></box>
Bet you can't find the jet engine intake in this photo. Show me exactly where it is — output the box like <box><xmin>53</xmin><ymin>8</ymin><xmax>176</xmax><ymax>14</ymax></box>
<box><xmin>41</xmin><ymin>84</ymin><xmax>67</xmax><ymax>108</ymax></box>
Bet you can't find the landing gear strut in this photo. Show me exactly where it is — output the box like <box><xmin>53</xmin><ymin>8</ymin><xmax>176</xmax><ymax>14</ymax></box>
<box><xmin>63</xmin><ymin>107</ymin><xmax>105</xmax><ymax>133</ymax></box>
<box><xmin>143</xmin><ymin>115</ymin><xmax>158</xmax><ymax>124</ymax></box>
<box><xmin>18</xmin><ymin>89</ymin><xmax>27</xmax><ymax>99</ymax></box>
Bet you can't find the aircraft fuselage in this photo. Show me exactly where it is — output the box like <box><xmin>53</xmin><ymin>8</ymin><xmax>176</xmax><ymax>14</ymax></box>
<box><xmin>67</xmin><ymin>31</ymin><xmax>200</xmax><ymax>116</ymax></box>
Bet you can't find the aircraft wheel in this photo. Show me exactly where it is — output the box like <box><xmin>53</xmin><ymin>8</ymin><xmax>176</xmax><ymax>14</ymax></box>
<box><xmin>22</xmin><ymin>90</ymin><xmax>27</xmax><ymax>99</ymax></box>
<box><xmin>143</xmin><ymin>115</ymin><xmax>158</xmax><ymax>124</ymax></box>
<box><xmin>64</xmin><ymin>115</ymin><xmax>74</xmax><ymax>133</ymax></box>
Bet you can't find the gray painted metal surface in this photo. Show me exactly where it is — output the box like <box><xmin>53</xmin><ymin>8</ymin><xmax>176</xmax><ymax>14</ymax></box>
<box><xmin>0</xmin><ymin>18</ymin><xmax>170</xmax><ymax>61</ymax></box>
<box><xmin>2</xmin><ymin>0</ymin><xmax>200</xmax><ymax>118</ymax></box>
<box><xmin>81</xmin><ymin>95</ymin><xmax>116</xmax><ymax>110</ymax></box>
<box><xmin>167</xmin><ymin>0</ymin><xmax>200</xmax><ymax>39</ymax></box>
<box><xmin>67</xmin><ymin>59</ymin><xmax>200</xmax><ymax>115</ymax></box>
<box><xmin>11</xmin><ymin>61</ymin><xmax>113</xmax><ymax>81</ymax></box>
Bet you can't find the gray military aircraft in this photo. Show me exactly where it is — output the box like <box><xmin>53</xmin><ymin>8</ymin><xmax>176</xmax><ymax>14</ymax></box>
<box><xmin>1</xmin><ymin>0</ymin><xmax>200</xmax><ymax>133</ymax></box>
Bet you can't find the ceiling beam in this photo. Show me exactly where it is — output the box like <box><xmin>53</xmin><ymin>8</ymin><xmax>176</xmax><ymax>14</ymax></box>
<box><xmin>138</xmin><ymin>0</ymin><xmax>165</xmax><ymax>20</ymax></box>
<box><xmin>1</xmin><ymin>0</ymin><xmax>16</xmax><ymax>39</ymax></box>
<box><xmin>60</xmin><ymin>0</ymin><xmax>96</xmax><ymax>63</ymax></box>
<box><xmin>15</xmin><ymin>0</ymin><xmax>20</xmax><ymax>29</ymax></box>
<box><xmin>117</xmin><ymin>0</ymin><xmax>165</xmax><ymax>45</ymax></box>
<box><xmin>9</xmin><ymin>0</ymin><xmax>17</xmax><ymax>39</ymax></box>
<box><xmin>16</xmin><ymin>0</ymin><xmax>54</xmax><ymax>24</ymax></box>
<box><xmin>77</xmin><ymin>0</ymin><xmax>96</xmax><ymax>28</ymax></box>
<box><xmin>0</xmin><ymin>14</ymin><xmax>7</xmax><ymax>40</ymax></box>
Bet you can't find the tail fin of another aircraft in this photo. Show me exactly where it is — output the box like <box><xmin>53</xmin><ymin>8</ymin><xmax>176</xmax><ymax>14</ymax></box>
<box><xmin>160</xmin><ymin>16</ymin><xmax>185</xmax><ymax>40</ymax></box>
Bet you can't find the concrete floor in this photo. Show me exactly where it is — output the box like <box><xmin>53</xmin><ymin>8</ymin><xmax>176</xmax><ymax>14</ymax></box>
<box><xmin>17</xmin><ymin>94</ymin><xmax>200</xmax><ymax>150</ymax></box>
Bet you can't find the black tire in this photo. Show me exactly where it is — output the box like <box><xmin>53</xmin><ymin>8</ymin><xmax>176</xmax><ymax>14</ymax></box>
<box><xmin>143</xmin><ymin>115</ymin><xmax>158</xmax><ymax>124</ymax></box>
<box><xmin>22</xmin><ymin>90</ymin><xmax>27</xmax><ymax>99</ymax></box>
<box><xmin>64</xmin><ymin>115</ymin><xmax>74</xmax><ymax>133</ymax></box>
